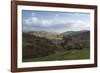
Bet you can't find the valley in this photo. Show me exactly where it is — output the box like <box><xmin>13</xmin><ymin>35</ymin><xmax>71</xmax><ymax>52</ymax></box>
<box><xmin>22</xmin><ymin>30</ymin><xmax>90</xmax><ymax>62</ymax></box>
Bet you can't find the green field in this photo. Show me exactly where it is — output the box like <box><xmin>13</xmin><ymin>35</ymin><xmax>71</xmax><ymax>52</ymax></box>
<box><xmin>23</xmin><ymin>48</ymin><xmax>90</xmax><ymax>62</ymax></box>
<box><xmin>30</xmin><ymin>31</ymin><xmax>63</xmax><ymax>39</ymax></box>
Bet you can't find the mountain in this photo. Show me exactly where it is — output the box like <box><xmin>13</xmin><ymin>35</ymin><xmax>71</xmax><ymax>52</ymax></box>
<box><xmin>62</xmin><ymin>30</ymin><xmax>90</xmax><ymax>40</ymax></box>
<box><xmin>61</xmin><ymin>30</ymin><xmax>90</xmax><ymax>50</ymax></box>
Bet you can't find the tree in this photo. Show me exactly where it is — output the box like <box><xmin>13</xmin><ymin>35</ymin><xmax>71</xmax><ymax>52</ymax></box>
<box><xmin>61</xmin><ymin>35</ymin><xmax>72</xmax><ymax>49</ymax></box>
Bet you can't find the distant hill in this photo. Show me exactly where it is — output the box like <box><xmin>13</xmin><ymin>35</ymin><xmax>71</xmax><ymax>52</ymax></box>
<box><xmin>23</xmin><ymin>30</ymin><xmax>90</xmax><ymax>49</ymax></box>
<box><xmin>28</xmin><ymin>31</ymin><xmax>63</xmax><ymax>39</ymax></box>
<box><xmin>61</xmin><ymin>30</ymin><xmax>90</xmax><ymax>50</ymax></box>
<box><xmin>28</xmin><ymin>30</ymin><xmax>90</xmax><ymax>40</ymax></box>
<box><xmin>62</xmin><ymin>30</ymin><xmax>90</xmax><ymax>40</ymax></box>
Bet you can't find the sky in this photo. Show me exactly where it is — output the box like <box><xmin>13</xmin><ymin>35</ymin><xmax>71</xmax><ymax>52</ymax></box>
<box><xmin>22</xmin><ymin>10</ymin><xmax>90</xmax><ymax>34</ymax></box>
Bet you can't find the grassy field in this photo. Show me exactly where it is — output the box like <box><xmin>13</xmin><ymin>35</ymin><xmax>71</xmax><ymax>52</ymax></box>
<box><xmin>23</xmin><ymin>48</ymin><xmax>90</xmax><ymax>62</ymax></box>
<box><xmin>30</xmin><ymin>32</ymin><xmax>63</xmax><ymax>39</ymax></box>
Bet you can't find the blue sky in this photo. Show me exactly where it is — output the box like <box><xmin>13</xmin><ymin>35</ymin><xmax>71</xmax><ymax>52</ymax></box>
<box><xmin>22</xmin><ymin>10</ymin><xmax>90</xmax><ymax>33</ymax></box>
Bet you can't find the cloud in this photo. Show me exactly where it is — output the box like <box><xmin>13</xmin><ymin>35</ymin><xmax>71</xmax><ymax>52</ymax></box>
<box><xmin>32</xmin><ymin>17</ymin><xmax>38</xmax><ymax>23</ymax></box>
<box><xmin>31</xmin><ymin>13</ymin><xmax>36</xmax><ymax>16</ymax></box>
<box><xmin>23</xmin><ymin>12</ymin><xmax>90</xmax><ymax>33</ymax></box>
<box><xmin>71</xmin><ymin>20</ymin><xmax>90</xmax><ymax>30</ymax></box>
<box><xmin>24</xmin><ymin>13</ymin><xmax>55</xmax><ymax>27</ymax></box>
<box><xmin>24</xmin><ymin>18</ymin><xmax>38</xmax><ymax>26</ymax></box>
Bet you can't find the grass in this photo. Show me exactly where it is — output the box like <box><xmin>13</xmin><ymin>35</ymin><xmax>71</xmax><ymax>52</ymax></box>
<box><xmin>23</xmin><ymin>48</ymin><xmax>90</xmax><ymax>62</ymax></box>
<box><xmin>30</xmin><ymin>32</ymin><xmax>63</xmax><ymax>39</ymax></box>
